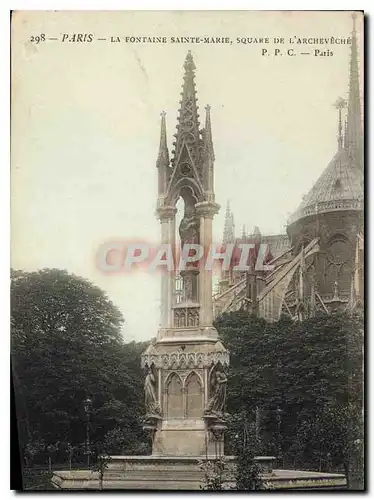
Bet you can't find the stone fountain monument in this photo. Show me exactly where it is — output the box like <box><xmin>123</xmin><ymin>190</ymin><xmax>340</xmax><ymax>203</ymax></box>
<box><xmin>51</xmin><ymin>51</ymin><xmax>347</xmax><ymax>490</ymax></box>
<box><xmin>53</xmin><ymin>51</ymin><xmax>232</xmax><ymax>490</ymax></box>
<box><xmin>140</xmin><ymin>50</ymin><xmax>230</xmax><ymax>462</ymax></box>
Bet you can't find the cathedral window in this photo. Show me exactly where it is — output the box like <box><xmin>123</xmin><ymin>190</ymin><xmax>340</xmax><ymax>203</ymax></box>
<box><xmin>325</xmin><ymin>236</ymin><xmax>352</xmax><ymax>295</ymax></box>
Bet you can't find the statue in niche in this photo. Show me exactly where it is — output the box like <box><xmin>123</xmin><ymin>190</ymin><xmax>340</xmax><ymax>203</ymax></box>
<box><xmin>144</xmin><ymin>366</ymin><xmax>161</xmax><ymax>417</ymax></box>
<box><xmin>179</xmin><ymin>203</ymin><xmax>200</xmax><ymax>248</ymax></box>
<box><xmin>205</xmin><ymin>363</ymin><xmax>228</xmax><ymax>417</ymax></box>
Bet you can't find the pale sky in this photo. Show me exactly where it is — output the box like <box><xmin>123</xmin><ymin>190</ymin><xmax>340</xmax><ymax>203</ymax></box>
<box><xmin>11</xmin><ymin>11</ymin><xmax>363</xmax><ymax>341</ymax></box>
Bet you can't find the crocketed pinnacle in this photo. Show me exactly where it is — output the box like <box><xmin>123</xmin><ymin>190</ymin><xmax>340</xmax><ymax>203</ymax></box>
<box><xmin>223</xmin><ymin>201</ymin><xmax>235</xmax><ymax>244</ymax></box>
<box><xmin>334</xmin><ymin>96</ymin><xmax>346</xmax><ymax>150</ymax></box>
<box><xmin>344</xmin><ymin>13</ymin><xmax>363</xmax><ymax>165</ymax></box>
<box><xmin>203</xmin><ymin>104</ymin><xmax>215</xmax><ymax>161</ymax></box>
<box><xmin>156</xmin><ymin>111</ymin><xmax>169</xmax><ymax>169</ymax></box>
<box><xmin>171</xmin><ymin>51</ymin><xmax>201</xmax><ymax>166</ymax></box>
<box><xmin>289</xmin><ymin>14</ymin><xmax>364</xmax><ymax>225</ymax></box>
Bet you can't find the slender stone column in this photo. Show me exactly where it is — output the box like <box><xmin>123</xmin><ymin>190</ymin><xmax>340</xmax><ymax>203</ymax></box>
<box><xmin>196</xmin><ymin>201</ymin><xmax>219</xmax><ymax>327</ymax></box>
<box><xmin>167</xmin><ymin>216</ymin><xmax>176</xmax><ymax>326</ymax></box>
<box><xmin>204</xmin><ymin>367</ymin><xmax>208</xmax><ymax>404</ymax></box>
<box><xmin>159</xmin><ymin>219</ymin><xmax>169</xmax><ymax>329</ymax></box>
<box><xmin>203</xmin><ymin>216</ymin><xmax>213</xmax><ymax>326</ymax></box>
<box><xmin>157</xmin><ymin>206</ymin><xmax>177</xmax><ymax>329</ymax></box>
<box><xmin>198</xmin><ymin>217</ymin><xmax>206</xmax><ymax>326</ymax></box>
<box><xmin>158</xmin><ymin>368</ymin><xmax>162</xmax><ymax>406</ymax></box>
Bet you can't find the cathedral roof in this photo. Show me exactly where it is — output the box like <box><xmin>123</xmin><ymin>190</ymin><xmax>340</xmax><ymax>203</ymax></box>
<box><xmin>289</xmin><ymin>148</ymin><xmax>364</xmax><ymax>224</ymax></box>
<box><xmin>288</xmin><ymin>14</ymin><xmax>364</xmax><ymax>225</ymax></box>
<box><xmin>262</xmin><ymin>234</ymin><xmax>290</xmax><ymax>259</ymax></box>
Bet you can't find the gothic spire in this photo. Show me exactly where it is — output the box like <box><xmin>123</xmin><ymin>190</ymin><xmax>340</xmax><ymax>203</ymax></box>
<box><xmin>334</xmin><ymin>97</ymin><xmax>346</xmax><ymax>150</ymax></box>
<box><xmin>345</xmin><ymin>13</ymin><xmax>363</xmax><ymax>164</ymax></box>
<box><xmin>157</xmin><ymin>111</ymin><xmax>169</xmax><ymax>168</ymax></box>
<box><xmin>171</xmin><ymin>51</ymin><xmax>201</xmax><ymax>167</ymax></box>
<box><xmin>202</xmin><ymin>104</ymin><xmax>215</xmax><ymax>192</ymax></box>
<box><xmin>223</xmin><ymin>201</ymin><xmax>235</xmax><ymax>244</ymax></box>
<box><xmin>343</xmin><ymin>118</ymin><xmax>348</xmax><ymax>149</ymax></box>
<box><xmin>204</xmin><ymin>104</ymin><xmax>215</xmax><ymax>161</ymax></box>
<box><xmin>156</xmin><ymin>111</ymin><xmax>170</xmax><ymax>195</ymax></box>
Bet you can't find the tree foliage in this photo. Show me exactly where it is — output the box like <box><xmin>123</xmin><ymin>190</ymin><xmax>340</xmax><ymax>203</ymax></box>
<box><xmin>215</xmin><ymin>310</ymin><xmax>364</xmax><ymax>487</ymax></box>
<box><xmin>199</xmin><ymin>457</ymin><xmax>227</xmax><ymax>490</ymax></box>
<box><xmin>12</xmin><ymin>267</ymin><xmax>364</xmax><ymax>490</ymax></box>
<box><xmin>11</xmin><ymin>268</ymin><xmax>149</xmax><ymax>466</ymax></box>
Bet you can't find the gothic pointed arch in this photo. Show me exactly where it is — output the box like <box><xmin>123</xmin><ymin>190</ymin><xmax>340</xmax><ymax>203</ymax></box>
<box><xmin>165</xmin><ymin>372</ymin><xmax>183</xmax><ymax>419</ymax></box>
<box><xmin>184</xmin><ymin>371</ymin><xmax>203</xmax><ymax>418</ymax></box>
<box><xmin>169</xmin><ymin>179</ymin><xmax>202</xmax><ymax>208</ymax></box>
<box><xmin>324</xmin><ymin>233</ymin><xmax>352</xmax><ymax>296</ymax></box>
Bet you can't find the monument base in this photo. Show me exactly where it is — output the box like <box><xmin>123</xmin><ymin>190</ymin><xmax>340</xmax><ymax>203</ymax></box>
<box><xmin>51</xmin><ymin>456</ymin><xmax>347</xmax><ymax>490</ymax></box>
<box><xmin>148</xmin><ymin>418</ymin><xmax>224</xmax><ymax>457</ymax></box>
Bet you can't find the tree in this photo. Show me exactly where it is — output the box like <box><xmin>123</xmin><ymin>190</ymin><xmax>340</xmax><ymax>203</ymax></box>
<box><xmin>215</xmin><ymin>310</ymin><xmax>364</xmax><ymax>482</ymax></box>
<box><xmin>225</xmin><ymin>412</ymin><xmax>267</xmax><ymax>490</ymax></box>
<box><xmin>289</xmin><ymin>402</ymin><xmax>364</xmax><ymax>488</ymax></box>
<box><xmin>92</xmin><ymin>455</ymin><xmax>112</xmax><ymax>490</ymax></box>
<box><xmin>11</xmin><ymin>268</ymin><xmax>147</xmax><ymax>465</ymax></box>
<box><xmin>199</xmin><ymin>457</ymin><xmax>227</xmax><ymax>491</ymax></box>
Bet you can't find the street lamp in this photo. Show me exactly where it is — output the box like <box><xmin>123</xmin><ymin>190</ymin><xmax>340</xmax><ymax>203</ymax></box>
<box><xmin>83</xmin><ymin>397</ymin><xmax>92</xmax><ymax>469</ymax></box>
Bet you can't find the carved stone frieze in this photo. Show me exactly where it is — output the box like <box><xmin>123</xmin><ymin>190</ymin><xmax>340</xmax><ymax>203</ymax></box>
<box><xmin>141</xmin><ymin>348</ymin><xmax>229</xmax><ymax>370</ymax></box>
<box><xmin>162</xmin><ymin>369</ymin><xmax>204</xmax><ymax>387</ymax></box>
<box><xmin>174</xmin><ymin>307</ymin><xmax>199</xmax><ymax>328</ymax></box>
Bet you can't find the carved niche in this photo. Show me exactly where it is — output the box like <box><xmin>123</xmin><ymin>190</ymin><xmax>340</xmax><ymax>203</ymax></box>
<box><xmin>164</xmin><ymin>370</ymin><xmax>204</xmax><ymax>419</ymax></box>
<box><xmin>165</xmin><ymin>373</ymin><xmax>183</xmax><ymax>419</ymax></box>
<box><xmin>185</xmin><ymin>372</ymin><xmax>203</xmax><ymax>418</ymax></box>
<box><xmin>174</xmin><ymin>307</ymin><xmax>199</xmax><ymax>328</ymax></box>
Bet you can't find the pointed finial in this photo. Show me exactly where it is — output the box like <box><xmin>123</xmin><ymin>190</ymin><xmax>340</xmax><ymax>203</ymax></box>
<box><xmin>203</xmin><ymin>104</ymin><xmax>215</xmax><ymax>162</ymax></box>
<box><xmin>157</xmin><ymin>110</ymin><xmax>169</xmax><ymax>169</ymax></box>
<box><xmin>334</xmin><ymin>97</ymin><xmax>346</xmax><ymax>150</ymax></box>
<box><xmin>346</xmin><ymin>11</ymin><xmax>362</xmax><ymax>162</ymax></box>
<box><xmin>159</xmin><ymin>111</ymin><xmax>167</xmax><ymax>147</ymax></box>
<box><xmin>205</xmin><ymin>105</ymin><xmax>212</xmax><ymax>131</ymax></box>
<box><xmin>223</xmin><ymin>200</ymin><xmax>235</xmax><ymax>244</ymax></box>
<box><xmin>184</xmin><ymin>50</ymin><xmax>196</xmax><ymax>72</ymax></box>
<box><xmin>171</xmin><ymin>52</ymin><xmax>200</xmax><ymax>166</ymax></box>
<box><xmin>352</xmin><ymin>11</ymin><xmax>357</xmax><ymax>31</ymax></box>
<box><xmin>253</xmin><ymin>226</ymin><xmax>261</xmax><ymax>237</ymax></box>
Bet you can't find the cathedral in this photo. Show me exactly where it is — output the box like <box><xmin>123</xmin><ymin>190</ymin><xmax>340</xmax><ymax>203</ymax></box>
<box><xmin>214</xmin><ymin>15</ymin><xmax>364</xmax><ymax>322</ymax></box>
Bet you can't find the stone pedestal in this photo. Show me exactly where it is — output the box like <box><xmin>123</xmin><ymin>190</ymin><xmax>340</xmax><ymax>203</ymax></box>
<box><xmin>141</xmin><ymin>337</ymin><xmax>229</xmax><ymax>458</ymax></box>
